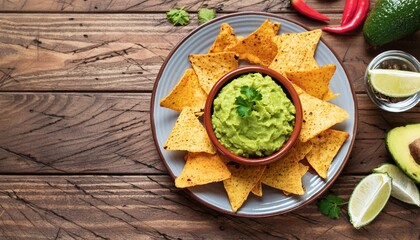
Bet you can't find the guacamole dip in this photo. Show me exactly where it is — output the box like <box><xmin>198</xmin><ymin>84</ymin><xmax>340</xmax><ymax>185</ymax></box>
<box><xmin>211</xmin><ymin>72</ymin><xmax>295</xmax><ymax>158</ymax></box>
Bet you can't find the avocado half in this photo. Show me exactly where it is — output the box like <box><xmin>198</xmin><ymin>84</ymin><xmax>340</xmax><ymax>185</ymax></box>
<box><xmin>385</xmin><ymin>123</ymin><xmax>420</xmax><ymax>184</ymax></box>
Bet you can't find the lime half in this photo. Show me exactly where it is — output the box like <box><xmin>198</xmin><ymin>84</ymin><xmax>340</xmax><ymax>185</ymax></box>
<box><xmin>368</xmin><ymin>69</ymin><xmax>420</xmax><ymax>97</ymax></box>
<box><xmin>373</xmin><ymin>163</ymin><xmax>420</xmax><ymax>206</ymax></box>
<box><xmin>348</xmin><ymin>173</ymin><xmax>392</xmax><ymax>229</ymax></box>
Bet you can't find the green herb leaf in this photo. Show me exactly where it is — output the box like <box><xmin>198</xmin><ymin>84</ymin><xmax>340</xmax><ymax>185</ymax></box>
<box><xmin>197</xmin><ymin>8</ymin><xmax>216</xmax><ymax>24</ymax></box>
<box><xmin>236</xmin><ymin>105</ymin><xmax>252</xmax><ymax>118</ymax></box>
<box><xmin>240</xmin><ymin>85</ymin><xmax>262</xmax><ymax>102</ymax></box>
<box><xmin>316</xmin><ymin>194</ymin><xmax>345</xmax><ymax>219</ymax></box>
<box><xmin>235</xmin><ymin>96</ymin><xmax>249</xmax><ymax>108</ymax></box>
<box><xmin>235</xmin><ymin>86</ymin><xmax>261</xmax><ymax>117</ymax></box>
<box><xmin>166</xmin><ymin>8</ymin><xmax>190</xmax><ymax>26</ymax></box>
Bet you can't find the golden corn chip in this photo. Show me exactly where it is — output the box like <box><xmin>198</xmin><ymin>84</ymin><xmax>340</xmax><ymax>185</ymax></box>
<box><xmin>292</xmin><ymin>140</ymin><xmax>313</xmax><ymax>161</ymax></box>
<box><xmin>322</xmin><ymin>88</ymin><xmax>340</xmax><ymax>101</ymax></box>
<box><xmin>261</xmin><ymin>149</ymin><xmax>305</xmax><ymax>195</ymax></box>
<box><xmin>223</xmin><ymin>164</ymin><xmax>265</xmax><ymax>212</ymax></box>
<box><xmin>251</xmin><ymin>179</ymin><xmax>263</xmax><ymax>197</ymax></box>
<box><xmin>291</xmin><ymin>82</ymin><xmax>306</xmax><ymax>95</ymax></box>
<box><xmin>272</xmin><ymin>35</ymin><xmax>283</xmax><ymax>48</ymax></box>
<box><xmin>160</xmin><ymin>68</ymin><xmax>207</xmax><ymax>113</ymax></box>
<box><xmin>208</xmin><ymin>23</ymin><xmax>239</xmax><ymax>53</ymax></box>
<box><xmin>306</xmin><ymin>129</ymin><xmax>349</xmax><ymax>179</ymax></box>
<box><xmin>300</xmin><ymin>55</ymin><xmax>319</xmax><ymax>71</ymax></box>
<box><xmin>298</xmin><ymin>162</ymin><xmax>310</xmax><ymax>177</ymax></box>
<box><xmin>286</xmin><ymin>64</ymin><xmax>337</xmax><ymax>100</ymax></box>
<box><xmin>299</xmin><ymin>92</ymin><xmax>349</xmax><ymax>142</ymax></box>
<box><xmin>283</xmin><ymin>162</ymin><xmax>309</xmax><ymax>195</ymax></box>
<box><xmin>226</xmin><ymin>19</ymin><xmax>280</xmax><ymax>66</ymax></box>
<box><xmin>164</xmin><ymin>107</ymin><xmax>216</xmax><ymax>154</ymax></box>
<box><xmin>269</xmin><ymin>29</ymin><xmax>322</xmax><ymax>75</ymax></box>
<box><xmin>175</xmin><ymin>152</ymin><xmax>231</xmax><ymax>188</ymax></box>
<box><xmin>189</xmin><ymin>52</ymin><xmax>239</xmax><ymax>94</ymax></box>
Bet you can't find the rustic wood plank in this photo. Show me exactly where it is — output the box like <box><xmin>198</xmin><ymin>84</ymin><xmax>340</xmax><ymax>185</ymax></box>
<box><xmin>0</xmin><ymin>175</ymin><xmax>417</xmax><ymax>239</ymax></box>
<box><xmin>0</xmin><ymin>92</ymin><xmax>418</xmax><ymax>174</ymax></box>
<box><xmin>0</xmin><ymin>92</ymin><xmax>164</xmax><ymax>174</ymax></box>
<box><xmin>1</xmin><ymin>13</ymin><xmax>419</xmax><ymax>92</ymax></box>
<box><xmin>0</xmin><ymin>0</ymin><xmax>346</xmax><ymax>13</ymax></box>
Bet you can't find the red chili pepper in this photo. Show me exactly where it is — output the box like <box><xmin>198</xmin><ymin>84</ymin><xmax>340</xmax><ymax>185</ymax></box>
<box><xmin>322</xmin><ymin>0</ymin><xmax>369</xmax><ymax>33</ymax></box>
<box><xmin>341</xmin><ymin>0</ymin><xmax>358</xmax><ymax>25</ymax></box>
<box><xmin>291</xmin><ymin>0</ymin><xmax>330</xmax><ymax>22</ymax></box>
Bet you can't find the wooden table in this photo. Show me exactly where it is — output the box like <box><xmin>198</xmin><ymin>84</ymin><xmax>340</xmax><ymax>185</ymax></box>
<box><xmin>1</xmin><ymin>1</ymin><xmax>419</xmax><ymax>239</ymax></box>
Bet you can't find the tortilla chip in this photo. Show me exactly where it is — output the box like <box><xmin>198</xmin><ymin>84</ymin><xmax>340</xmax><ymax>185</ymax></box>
<box><xmin>291</xmin><ymin>82</ymin><xmax>306</xmax><ymax>95</ymax></box>
<box><xmin>299</xmin><ymin>92</ymin><xmax>349</xmax><ymax>142</ymax></box>
<box><xmin>189</xmin><ymin>52</ymin><xmax>239</xmax><ymax>94</ymax></box>
<box><xmin>223</xmin><ymin>164</ymin><xmax>265</xmax><ymax>212</ymax></box>
<box><xmin>164</xmin><ymin>107</ymin><xmax>216</xmax><ymax>154</ymax></box>
<box><xmin>322</xmin><ymin>88</ymin><xmax>339</xmax><ymax>101</ymax></box>
<box><xmin>251</xmin><ymin>179</ymin><xmax>263</xmax><ymax>197</ymax></box>
<box><xmin>175</xmin><ymin>152</ymin><xmax>231</xmax><ymax>188</ymax></box>
<box><xmin>269</xmin><ymin>29</ymin><xmax>322</xmax><ymax>75</ymax></box>
<box><xmin>306</xmin><ymin>129</ymin><xmax>349</xmax><ymax>179</ymax></box>
<box><xmin>208</xmin><ymin>23</ymin><xmax>239</xmax><ymax>53</ymax></box>
<box><xmin>292</xmin><ymin>140</ymin><xmax>313</xmax><ymax>161</ymax></box>
<box><xmin>300</xmin><ymin>55</ymin><xmax>319</xmax><ymax>71</ymax></box>
<box><xmin>283</xmin><ymin>163</ymin><xmax>309</xmax><ymax>195</ymax></box>
<box><xmin>160</xmin><ymin>68</ymin><xmax>207</xmax><ymax>113</ymax></box>
<box><xmin>261</xmin><ymin>149</ymin><xmax>306</xmax><ymax>195</ymax></box>
<box><xmin>226</xmin><ymin>19</ymin><xmax>280</xmax><ymax>66</ymax></box>
<box><xmin>298</xmin><ymin>162</ymin><xmax>310</xmax><ymax>177</ymax></box>
<box><xmin>286</xmin><ymin>64</ymin><xmax>336</xmax><ymax>100</ymax></box>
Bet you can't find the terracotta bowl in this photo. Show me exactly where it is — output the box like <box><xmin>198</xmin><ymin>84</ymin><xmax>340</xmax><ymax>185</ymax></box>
<box><xmin>203</xmin><ymin>66</ymin><xmax>303</xmax><ymax>166</ymax></box>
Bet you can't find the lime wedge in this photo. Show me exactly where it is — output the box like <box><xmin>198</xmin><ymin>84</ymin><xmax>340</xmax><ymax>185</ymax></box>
<box><xmin>373</xmin><ymin>163</ymin><xmax>420</xmax><ymax>206</ymax></box>
<box><xmin>368</xmin><ymin>69</ymin><xmax>420</xmax><ymax>97</ymax></box>
<box><xmin>348</xmin><ymin>173</ymin><xmax>392</xmax><ymax>229</ymax></box>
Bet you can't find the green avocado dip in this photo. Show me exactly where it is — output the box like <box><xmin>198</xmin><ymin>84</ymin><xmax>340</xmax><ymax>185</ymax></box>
<box><xmin>211</xmin><ymin>72</ymin><xmax>296</xmax><ymax>158</ymax></box>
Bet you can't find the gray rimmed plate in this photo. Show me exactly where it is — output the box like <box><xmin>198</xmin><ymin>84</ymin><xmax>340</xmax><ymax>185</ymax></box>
<box><xmin>151</xmin><ymin>12</ymin><xmax>358</xmax><ymax>217</ymax></box>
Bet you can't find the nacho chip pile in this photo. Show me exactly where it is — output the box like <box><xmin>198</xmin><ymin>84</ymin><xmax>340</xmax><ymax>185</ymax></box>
<box><xmin>160</xmin><ymin>19</ymin><xmax>351</xmax><ymax>213</ymax></box>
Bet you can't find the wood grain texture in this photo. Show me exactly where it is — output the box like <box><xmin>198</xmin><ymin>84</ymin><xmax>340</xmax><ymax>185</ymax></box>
<box><xmin>0</xmin><ymin>175</ymin><xmax>418</xmax><ymax>240</ymax></box>
<box><xmin>1</xmin><ymin>13</ymin><xmax>419</xmax><ymax>92</ymax></box>
<box><xmin>0</xmin><ymin>0</ymin><xmax>344</xmax><ymax>13</ymax></box>
<box><xmin>0</xmin><ymin>93</ymin><xmax>163</xmax><ymax>174</ymax></box>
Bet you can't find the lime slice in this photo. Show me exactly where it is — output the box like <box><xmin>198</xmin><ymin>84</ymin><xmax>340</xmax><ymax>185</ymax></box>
<box><xmin>368</xmin><ymin>69</ymin><xmax>420</xmax><ymax>97</ymax></box>
<box><xmin>373</xmin><ymin>163</ymin><xmax>420</xmax><ymax>206</ymax></box>
<box><xmin>348</xmin><ymin>173</ymin><xmax>392</xmax><ymax>229</ymax></box>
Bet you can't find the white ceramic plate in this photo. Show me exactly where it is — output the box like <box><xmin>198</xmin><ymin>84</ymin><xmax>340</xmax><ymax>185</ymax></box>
<box><xmin>151</xmin><ymin>12</ymin><xmax>357</xmax><ymax>217</ymax></box>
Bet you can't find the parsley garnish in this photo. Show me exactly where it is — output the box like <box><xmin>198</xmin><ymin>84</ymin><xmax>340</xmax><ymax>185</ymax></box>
<box><xmin>235</xmin><ymin>86</ymin><xmax>262</xmax><ymax>117</ymax></box>
<box><xmin>316</xmin><ymin>194</ymin><xmax>346</xmax><ymax>219</ymax></box>
<box><xmin>166</xmin><ymin>8</ymin><xmax>190</xmax><ymax>26</ymax></box>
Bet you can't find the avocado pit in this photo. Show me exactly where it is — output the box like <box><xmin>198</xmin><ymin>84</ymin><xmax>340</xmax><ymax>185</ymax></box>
<box><xmin>409</xmin><ymin>138</ymin><xmax>420</xmax><ymax>164</ymax></box>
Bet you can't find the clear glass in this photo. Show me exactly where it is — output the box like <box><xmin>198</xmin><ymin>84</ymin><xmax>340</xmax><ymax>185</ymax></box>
<box><xmin>365</xmin><ymin>50</ymin><xmax>420</xmax><ymax>112</ymax></box>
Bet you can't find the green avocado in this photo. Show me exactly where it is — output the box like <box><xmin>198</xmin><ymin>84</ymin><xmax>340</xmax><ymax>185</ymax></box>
<box><xmin>385</xmin><ymin>123</ymin><xmax>420</xmax><ymax>184</ymax></box>
<box><xmin>363</xmin><ymin>0</ymin><xmax>420</xmax><ymax>46</ymax></box>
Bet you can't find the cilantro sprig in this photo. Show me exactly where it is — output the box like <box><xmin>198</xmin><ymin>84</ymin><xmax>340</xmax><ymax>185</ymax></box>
<box><xmin>235</xmin><ymin>86</ymin><xmax>262</xmax><ymax>117</ymax></box>
<box><xmin>166</xmin><ymin>8</ymin><xmax>190</xmax><ymax>26</ymax></box>
<box><xmin>316</xmin><ymin>194</ymin><xmax>346</xmax><ymax>219</ymax></box>
<box><xmin>166</xmin><ymin>8</ymin><xmax>216</xmax><ymax>26</ymax></box>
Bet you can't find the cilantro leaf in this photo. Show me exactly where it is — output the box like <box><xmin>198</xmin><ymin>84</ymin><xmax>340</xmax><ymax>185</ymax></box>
<box><xmin>166</xmin><ymin>8</ymin><xmax>190</xmax><ymax>26</ymax></box>
<box><xmin>235</xmin><ymin>96</ymin><xmax>249</xmax><ymax>108</ymax></box>
<box><xmin>236</xmin><ymin>105</ymin><xmax>252</xmax><ymax>118</ymax></box>
<box><xmin>240</xmin><ymin>85</ymin><xmax>262</xmax><ymax>102</ymax></box>
<box><xmin>316</xmin><ymin>194</ymin><xmax>346</xmax><ymax>219</ymax></box>
<box><xmin>235</xmin><ymin>86</ymin><xmax>262</xmax><ymax>117</ymax></box>
<box><xmin>198</xmin><ymin>8</ymin><xmax>216</xmax><ymax>24</ymax></box>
